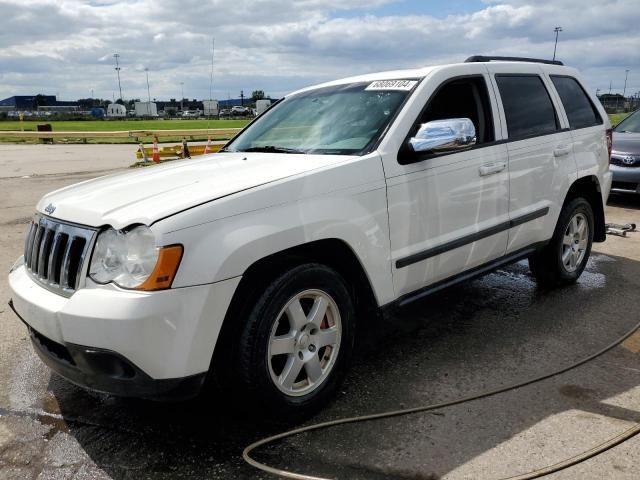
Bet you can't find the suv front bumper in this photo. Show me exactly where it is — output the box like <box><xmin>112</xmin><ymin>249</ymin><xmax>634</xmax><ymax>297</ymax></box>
<box><xmin>10</xmin><ymin>299</ymin><xmax>205</xmax><ymax>400</ymax></box>
<box><xmin>8</xmin><ymin>257</ymin><xmax>241</xmax><ymax>399</ymax></box>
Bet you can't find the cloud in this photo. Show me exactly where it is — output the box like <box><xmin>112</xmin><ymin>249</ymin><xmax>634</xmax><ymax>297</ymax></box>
<box><xmin>0</xmin><ymin>0</ymin><xmax>638</xmax><ymax>101</ymax></box>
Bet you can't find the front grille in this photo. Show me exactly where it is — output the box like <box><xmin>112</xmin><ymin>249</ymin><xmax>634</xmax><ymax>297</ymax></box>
<box><xmin>24</xmin><ymin>214</ymin><xmax>97</xmax><ymax>297</ymax></box>
<box><xmin>611</xmin><ymin>155</ymin><xmax>640</xmax><ymax>168</ymax></box>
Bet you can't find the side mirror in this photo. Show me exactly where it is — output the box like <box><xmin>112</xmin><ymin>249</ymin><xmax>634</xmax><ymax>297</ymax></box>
<box><xmin>409</xmin><ymin>118</ymin><xmax>476</xmax><ymax>154</ymax></box>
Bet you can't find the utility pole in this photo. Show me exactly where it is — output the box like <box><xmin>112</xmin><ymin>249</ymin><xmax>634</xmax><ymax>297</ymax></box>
<box><xmin>113</xmin><ymin>53</ymin><xmax>123</xmax><ymax>102</ymax></box>
<box><xmin>209</xmin><ymin>38</ymin><xmax>215</xmax><ymax>103</ymax></box>
<box><xmin>180</xmin><ymin>82</ymin><xmax>184</xmax><ymax>111</ymax></box>
<box><xmin>623</xmin><ymin>69</ymin><xmax>630</xmax><ymax>102</ymax></box>
<box><xmin>145</xmin><ymin>68</ymin><xmax>151</xmax><ymax>115</ymax></box>
<box><xmin>552</xmin><ymin>26</ymin><xmax>562</xmax><ymax>61</ymax></box>
<box><xmin>240</xmin><ymin>90</ymin><xmax>244</xmax><ymax>106</ymax></box>
<box><xmin>609</xmin><ymin>80</ymin><xmax>612</xmax><ymax>94</ymax></box>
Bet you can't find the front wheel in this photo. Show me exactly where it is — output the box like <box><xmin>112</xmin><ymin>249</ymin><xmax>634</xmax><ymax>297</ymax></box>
<box><xmin>529</xmin><ymin>197</ymin><xmax>594</xmax><ymax>287</ymax></box>
<box><xmin>233</xmin><ymin>263</ymin><xmax>355</xmax><ymax>419</ymax></box>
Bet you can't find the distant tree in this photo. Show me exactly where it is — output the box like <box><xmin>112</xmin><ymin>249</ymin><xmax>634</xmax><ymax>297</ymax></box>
<box><xmin>77</xmin><ymin>98</ymin><xmax>95</xmax><ymax>109</ymax></box>
<box><xmin>126</xmin><ymin>99</ymin><xmax>139</xmax><ymax>110</ymax></box>
<box><xmin>251</xmin><ymin>90</ymin><xmax>265</xmax><ymax>101</ymax></box>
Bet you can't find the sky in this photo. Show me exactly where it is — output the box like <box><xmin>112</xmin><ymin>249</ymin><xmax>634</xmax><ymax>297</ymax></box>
<box><xmin>0</xmin><ymin>0</ymin><xmax>638</xmax><ymax>102</ymax></box>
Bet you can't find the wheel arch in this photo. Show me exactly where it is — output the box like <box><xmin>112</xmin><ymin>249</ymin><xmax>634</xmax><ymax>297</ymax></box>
<box><xmin>564</xmin><ymin>175</ymin><xmax>606</xmax><ymax>242</ymax></box>
<box><xmin>210</xmin><ymin>238</ymin><xmax>381</xmax><ymax>377</ymax></box>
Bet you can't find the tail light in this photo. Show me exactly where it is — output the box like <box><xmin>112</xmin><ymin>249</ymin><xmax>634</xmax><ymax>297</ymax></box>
<box><xmin>606</xmin><ymin>128</ymin><xmax>613</xmax><ymax>162</ymax></box>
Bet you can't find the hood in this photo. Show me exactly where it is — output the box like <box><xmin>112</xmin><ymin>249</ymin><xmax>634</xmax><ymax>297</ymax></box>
<box><xmin>37</xmin><ymin>152</ymin><xmax>353</xmax><ymax>229</ymax></box>
<box><xmin>612</xmin><ymin>132</ymin><xmax>640</xmax><ymax>156</ymax></box>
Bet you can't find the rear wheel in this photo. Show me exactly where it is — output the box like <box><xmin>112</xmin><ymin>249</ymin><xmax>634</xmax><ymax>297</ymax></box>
<box><xmin>529</xmin><ymin>197</ymin><xmax>594</xmax><ymax>287</ymax></box>
<box><xmin>233</xmin><ymin>263</ymin><xmax>355</xmax><ymax>419</ymax></box>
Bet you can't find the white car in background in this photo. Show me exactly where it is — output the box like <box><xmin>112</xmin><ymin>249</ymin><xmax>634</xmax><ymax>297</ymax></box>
<box><xmin>9</xmin><ymin>56</ymin><xmax>611</xmax><ymax>417</ymax></box>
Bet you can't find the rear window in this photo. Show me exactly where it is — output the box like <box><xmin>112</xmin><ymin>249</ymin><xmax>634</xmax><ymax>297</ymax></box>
<box><xmin>496</xmin><ymin>75</ymin><xmax>559</xmax><ymax>140</ymax></box>
<box><xmin>551</xmin><ymin>76</ymin><xmax>602</xmax><ymax>129</ymax></box>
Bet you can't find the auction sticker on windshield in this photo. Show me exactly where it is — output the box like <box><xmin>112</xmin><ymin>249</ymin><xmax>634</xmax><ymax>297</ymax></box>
<box><xmin>365</xmin><ymin>80</ymin><xmax>417</xmax><ymax>91</ymax></box>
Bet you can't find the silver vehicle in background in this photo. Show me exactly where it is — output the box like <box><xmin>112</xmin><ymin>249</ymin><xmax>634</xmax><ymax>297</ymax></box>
<box><xmin>610</xmin><ymin>109</ymin><xmax>640</xmax><ymax>194</ymax></box>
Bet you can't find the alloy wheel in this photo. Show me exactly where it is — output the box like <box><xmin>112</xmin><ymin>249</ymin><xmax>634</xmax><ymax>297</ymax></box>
<box><xmin>562</xmin><ymin>212</ymin><xmax>589</xmax><ymax>273</ymax></box>
<box><xmin>267</xmin><ymin>289</ymin><xmax>342</xmax><ymax>397</ymax></box>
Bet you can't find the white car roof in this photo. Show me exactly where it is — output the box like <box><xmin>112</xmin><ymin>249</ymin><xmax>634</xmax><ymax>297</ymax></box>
<box><xmin>289</xmin><ymin>66</ymin><xmax>439</xmax><ymax>96</ymax></box>
<box><xmin>289</xmin><ymin>61</ymin><xmax>577</xmax><ymax>96</ymax></box>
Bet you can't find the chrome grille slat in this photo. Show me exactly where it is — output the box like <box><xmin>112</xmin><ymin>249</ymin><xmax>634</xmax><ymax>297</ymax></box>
<box><xmin>59</xmin><ymin>237</ymin><xmax>73</xmax><ymax>289</ymax></box>
<box><xmin>23</xmin><ymin>214</ymin><xmax>97</xmax><ymax>297</ymax></box>
<box><xmin>30</xmin><ymin>225</ymin><xmax>43</xmax><ymax>271</ymax></box>
<box><xmin>47</xmin><ymin>231</ymin><xmax>64</xmax><ymax>285</ymax></box>
<box><xmin>37</xmin><ymin>229</ymin><xmax>53</xmax><ymax>277</ymax></box>
<box><xmin>24</xmin><ymin>223</ymin><xmax>35</xmax><ymax>267</ymax></box>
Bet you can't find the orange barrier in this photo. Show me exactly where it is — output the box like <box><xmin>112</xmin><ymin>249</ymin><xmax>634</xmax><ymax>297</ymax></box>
<box><xmin>135</xmin><ymin>140</ymin><xmax>225</xmax><ymax>161</ymax></box>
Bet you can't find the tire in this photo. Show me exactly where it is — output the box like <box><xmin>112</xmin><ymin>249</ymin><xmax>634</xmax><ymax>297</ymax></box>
<box><xmin>232</xmin><ymin>263</ymin><xmax>355</xmax><ymax>419</ymax></box>
<box><xmin>529</xmin><ymin>197</ymin><xmax>594</xmax><ymax>287</ymax></box>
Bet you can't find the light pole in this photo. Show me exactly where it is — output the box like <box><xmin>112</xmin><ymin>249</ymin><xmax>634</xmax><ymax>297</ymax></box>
<box><xmin>553</xmin><ymin>26</ymin><xmax>563</xmax><ymax>62</ymax></box>
<box><xmin>113</xmin><ymin>53</ymin><xmax>123</xmax><ymax>102</ymax></box>
<box><xmin>623</xmin><ymin>69</ymin><xmax>630</xmax><ymax>99</ymax></box>
<box><xmin>145</xmin><ymin>68</ymin><xmax>151</xmax><ymax>115</ymax></box>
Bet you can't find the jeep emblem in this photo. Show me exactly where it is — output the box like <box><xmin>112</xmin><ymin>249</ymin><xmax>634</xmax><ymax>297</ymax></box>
<box><xmin>44</xmin><ymin>203</ymin><xmax>56</xmax><ymax>215</ymax></box>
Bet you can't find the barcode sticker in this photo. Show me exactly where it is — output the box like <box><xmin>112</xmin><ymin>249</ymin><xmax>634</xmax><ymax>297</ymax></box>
<box><xmin>365</xmin><ymin>80</ymin><xmax>417</xmax><ymax>91</ymax></box>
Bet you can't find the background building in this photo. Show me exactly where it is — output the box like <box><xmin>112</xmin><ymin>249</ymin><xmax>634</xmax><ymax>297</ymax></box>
<box><xmin>0</xmin><ymin>95</ymin><xmax>79</xmax><ymax>112</ymax></box>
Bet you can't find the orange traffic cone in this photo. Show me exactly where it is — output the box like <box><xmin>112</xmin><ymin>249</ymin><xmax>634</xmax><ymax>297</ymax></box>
<box><xmin>152</xmin><ymin>136</ymin><xmax>160</xmax><ymax>163</ymax></box>
<box><xmin>203</xmin><ymin>136</ymin><xmax>212</xmax><ymax>155</ymax></box>
<box><xmin>139</xmin><ymin>142</ymin><xmax>149</xmax><ymax>162</ymax></box>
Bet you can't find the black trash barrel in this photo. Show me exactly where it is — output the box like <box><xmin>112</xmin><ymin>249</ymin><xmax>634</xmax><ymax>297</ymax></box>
<box><xmin>37</xmin><ymin>123</ymin><xmax>53</xmax><ymax>144</ymax></box>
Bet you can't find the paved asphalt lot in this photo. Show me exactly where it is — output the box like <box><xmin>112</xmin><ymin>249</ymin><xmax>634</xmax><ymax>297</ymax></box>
<box><xmin>0</xmin><ymin>144</ymin><xmax>639</xmax><ymax>479</ymax></box>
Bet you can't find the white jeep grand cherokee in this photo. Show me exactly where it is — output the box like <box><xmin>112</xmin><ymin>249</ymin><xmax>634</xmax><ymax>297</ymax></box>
<box><xmin>9</xmin><ymin>56</ymin><xmax>612</xmax><ymax>416</ymax></box>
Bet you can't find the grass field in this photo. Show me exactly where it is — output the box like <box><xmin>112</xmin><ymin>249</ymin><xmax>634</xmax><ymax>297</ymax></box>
<box><xmin>609</xmin><ymin>113</ymin><xmax>630</xmax><ymax>126</ymax></box>
<box><xmin>0</xmin><ymin>114</ymin><xmax>631</xmax><ymax>144</ymax></box>
<box><xmin>0</xmin><ymin>119</ymin><xmax>251</xmax><ymax>144</ymax></box>
<box><xmin>0</xmin><ymin>119</ymin><xmax>250</xmax><ymax>132</ymax></box>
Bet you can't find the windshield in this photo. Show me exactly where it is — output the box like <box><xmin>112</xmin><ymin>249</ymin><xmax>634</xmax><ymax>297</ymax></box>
<box><xmin>614</xmin><ymin>110</ymin><xmax>640</xmax><ymax>133</ymax></box>
<box><xmin>225</xmin><ymin>80</ymin><xmax>418</xmax><ymax>155</ymax></box>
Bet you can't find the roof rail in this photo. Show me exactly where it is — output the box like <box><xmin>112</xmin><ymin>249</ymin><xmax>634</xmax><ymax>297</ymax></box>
<box><xmin>465</xmin><ymin>55</ymin><xmax>564</xmax><ymax>66</ymax></box>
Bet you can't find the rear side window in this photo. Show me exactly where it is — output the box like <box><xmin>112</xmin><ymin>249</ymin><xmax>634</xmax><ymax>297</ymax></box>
<box><xmin>496</xmin><ymin>75</ymin><xmax>559</xmax><ymax>140</ymax></box>
<box><xmin>550</xmin><ymin>76</ymin><xmax>602</xmax><ymax>129</ymax></box>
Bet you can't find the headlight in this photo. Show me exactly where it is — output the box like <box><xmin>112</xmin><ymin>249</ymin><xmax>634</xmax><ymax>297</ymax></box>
<box><xmin>89</xmin><ymin>226</ymin><xmax>182</xmax><ymax>290</ymax></box>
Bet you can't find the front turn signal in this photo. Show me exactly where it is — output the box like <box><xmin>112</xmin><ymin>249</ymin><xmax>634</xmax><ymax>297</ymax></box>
<box><xmin>137</xmin><ymin>245</ymin><xmax>183</xmax><ymax>291</ymax></box>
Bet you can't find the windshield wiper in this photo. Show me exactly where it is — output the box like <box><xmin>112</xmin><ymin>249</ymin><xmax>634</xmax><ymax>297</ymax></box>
<box><xmin>239</xmin><ymin>146</ymin><xmax>306</xmax><ymax>154</ymax></box>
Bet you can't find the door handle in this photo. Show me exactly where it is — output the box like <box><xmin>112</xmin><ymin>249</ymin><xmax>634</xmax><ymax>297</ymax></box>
<box><xmin>553</xmin><ymin>146</ymin><xmax>571</xmax><ymax>157</ymax></box>
<box><xmin>479</xmin><ymin>162</ymin><xmax>506</xmax><ymax>176</ymax></box>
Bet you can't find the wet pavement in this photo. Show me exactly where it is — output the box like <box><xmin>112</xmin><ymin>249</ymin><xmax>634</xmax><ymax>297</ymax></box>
<box><xmin>0</xmin><ymin>145</ymin><xmax>639</xmax><ymax>479</ymax></box>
